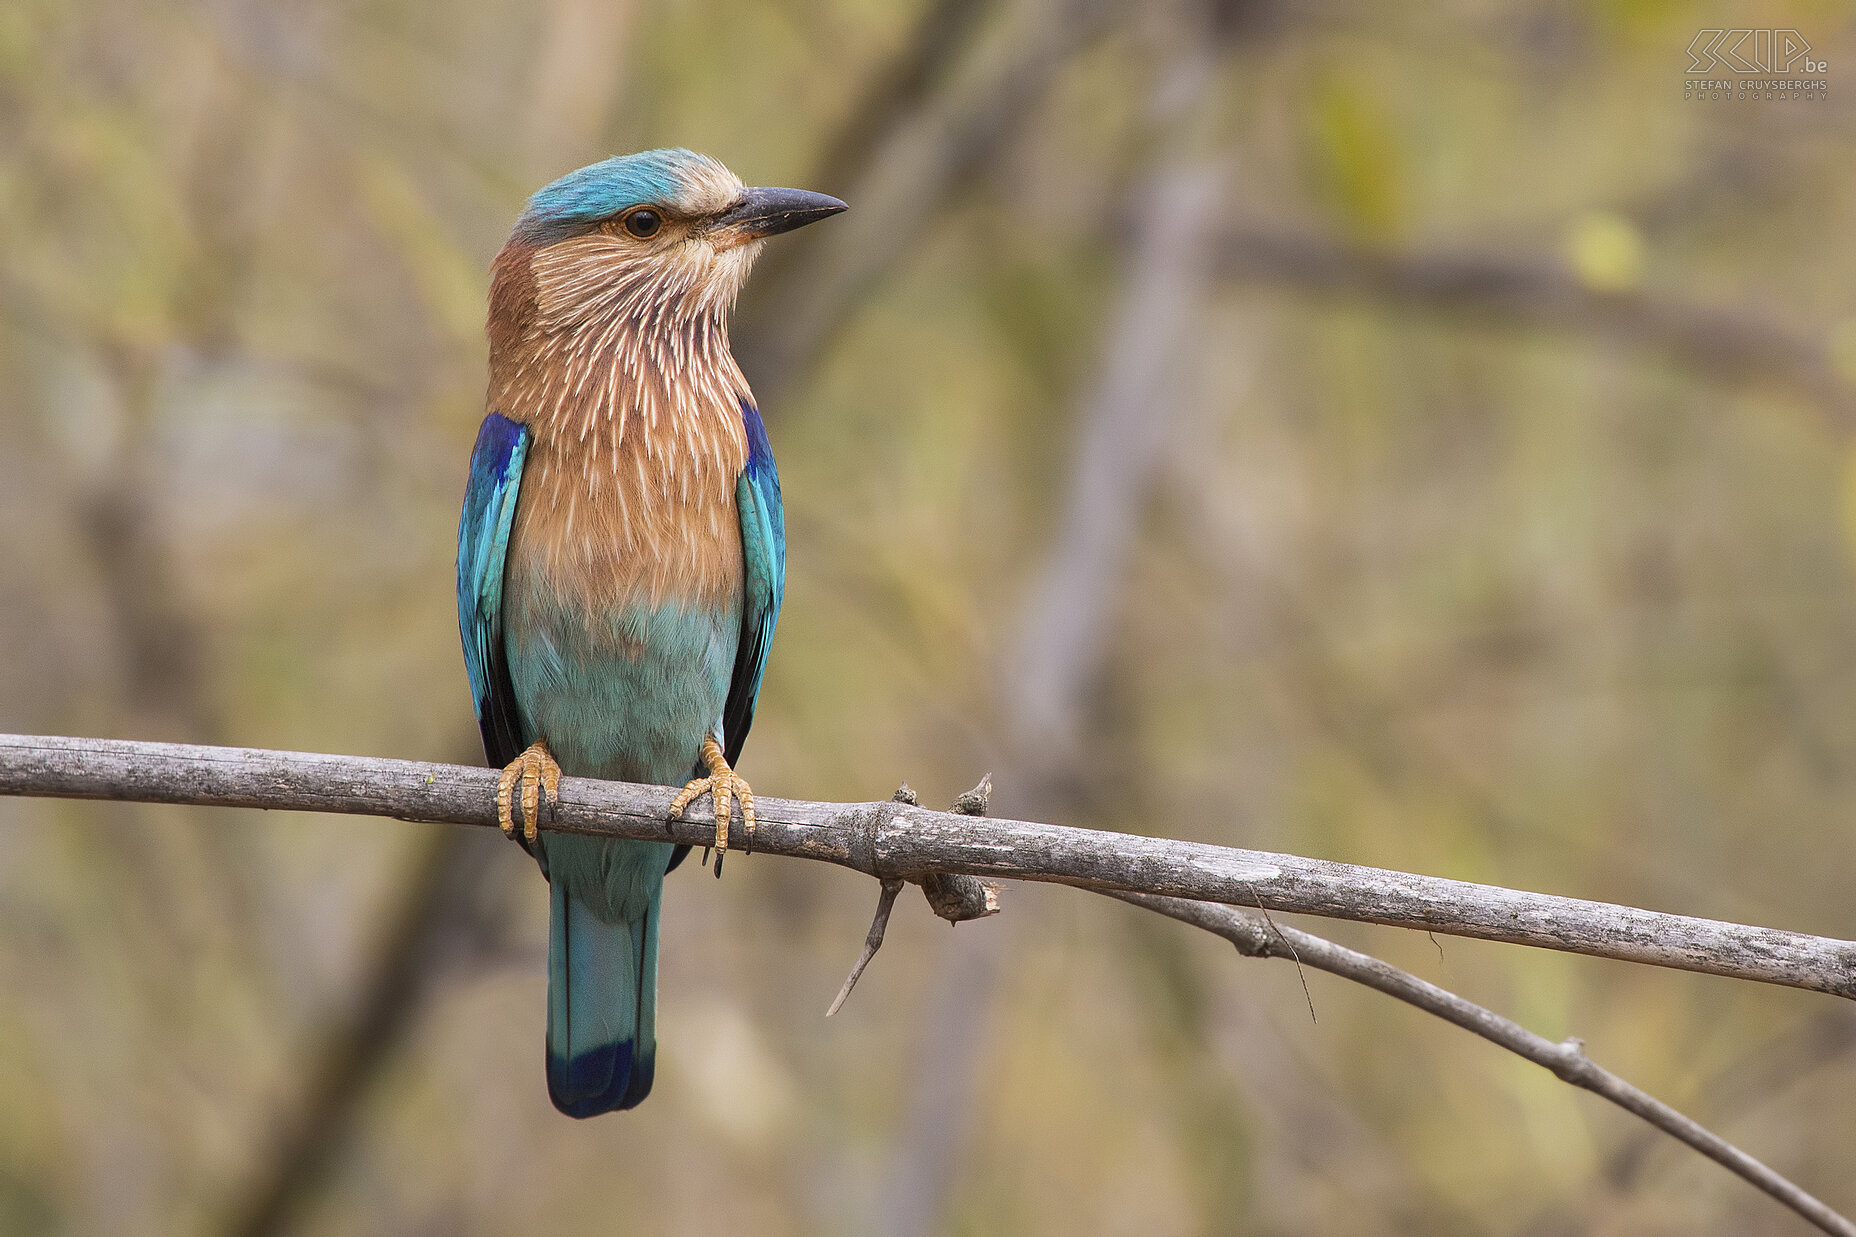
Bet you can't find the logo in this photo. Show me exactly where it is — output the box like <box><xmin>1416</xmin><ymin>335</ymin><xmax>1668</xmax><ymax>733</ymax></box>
<box><xmin>1685</xmin><ymin>30</ymin><xmax>1827</xmax><ymax>100</ymax></box>
<box><xmin>1687</xmin><ymin>29</ymin><xmax>1820</xmax><ymax>74</ymax></box>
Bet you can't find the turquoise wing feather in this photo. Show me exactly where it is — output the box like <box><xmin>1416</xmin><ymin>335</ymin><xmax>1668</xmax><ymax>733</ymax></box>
<box><xmin>724</xmin><ymin>399</ymin><xmax>785</xmax><ymax>765</ymax></box>
<box><xmin>457</xmin><ymin>413</ymin><xmax>530</xmax><ymax>771</ymax></box>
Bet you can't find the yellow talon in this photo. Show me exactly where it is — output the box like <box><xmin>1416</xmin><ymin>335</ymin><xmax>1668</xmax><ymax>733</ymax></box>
<box><xmin>669</xmin><ymin>736</ymin><xmax>755</xmax><ymax>872</ymax></box>
<box><xmin>497</xmin><ymin>742</ymin><xmax>561</xmax><ymax>843</ymax></box>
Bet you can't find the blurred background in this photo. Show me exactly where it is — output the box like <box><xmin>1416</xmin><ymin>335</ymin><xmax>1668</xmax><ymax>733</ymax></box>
<box><xmin>1</xmin><ymin>0</ymin><xmax>1854</xmax><ymax>1232</ymax></box>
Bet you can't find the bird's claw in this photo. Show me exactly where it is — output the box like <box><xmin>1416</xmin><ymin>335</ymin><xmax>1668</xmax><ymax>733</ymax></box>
<box><xmin>497</xmin><ymin>742</ymin><xmax>561</xmax><ymax>844</ymax></box>
<box><xmin>669</xmin><ymin>735</ymin><xmax>755</xmax><ymax>874</ymax></box>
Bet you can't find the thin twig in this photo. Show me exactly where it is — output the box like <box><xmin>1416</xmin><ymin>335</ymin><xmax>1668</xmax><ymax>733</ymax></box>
<box><xmin>1104</xmin><ymin>890</ymin><xmax>1856</xmax><ymax>1237</ymax></box>
<box><xmin>3</xmin><ymin>734</ymin><xmax>1850</xmax><ymax>999</ymax></box>
<box><xmin>827</xmin><ymin>879</ymin><xmax>906</xmax><ymax>1017</ymax></box>
<box><xmin>1245</xmin><ymin>878</ymin><xmax>1315</xmax><ymax>1024</ymax></box>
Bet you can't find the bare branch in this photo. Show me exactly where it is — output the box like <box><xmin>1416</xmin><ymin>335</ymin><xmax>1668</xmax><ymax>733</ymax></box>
<box><xmin>1104</xmin><ymin>890</ymin><xmax>1856</xmax><ymax>1237</ymax></box>
<box><xmin>3</xmin><ymin>733</ymin><xmax>1852</xmax><ymax>1000</ymax></box>
<box><xmin>5</xmin><ymin>732</ymin><xmax>1849</xmax><ymax>1230</ymax></box>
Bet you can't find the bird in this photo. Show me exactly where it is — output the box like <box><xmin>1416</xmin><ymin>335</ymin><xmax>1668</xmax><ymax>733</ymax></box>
<box><xmin>456</xmin><ymin>149</ymin><xmax>844</xmax><ymax>1117</ymax></box>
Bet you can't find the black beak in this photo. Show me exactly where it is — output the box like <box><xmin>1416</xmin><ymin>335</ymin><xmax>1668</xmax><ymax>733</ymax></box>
<box><xmin>712</xmin><ymin>186</ymin><xmax>847</xmax><ymax>241</ymax></box>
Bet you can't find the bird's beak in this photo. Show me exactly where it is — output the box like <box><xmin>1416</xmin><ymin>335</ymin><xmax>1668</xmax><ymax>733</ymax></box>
<box><xmin>710</xmin><ymin>187</ymin><xmax>847</xmax><ymax>247</ymax></box>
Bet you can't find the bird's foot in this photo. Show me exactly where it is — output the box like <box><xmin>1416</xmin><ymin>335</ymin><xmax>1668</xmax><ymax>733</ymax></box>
<box><xmin>497</xmin><ymin>742</ymin><xmax>561</xmax><ymax>844</ymax></box>
<box><xmin>668</xmin><ymin>735</ymin><xmax>755</xmax><ymax>875</ymax></box>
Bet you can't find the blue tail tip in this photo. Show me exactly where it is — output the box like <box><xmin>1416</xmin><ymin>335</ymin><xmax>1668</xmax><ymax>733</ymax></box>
<box><xmin>547</xmin><ymin>1040</ymin><xmax>654</xmax><ymax>1117</ymax></box>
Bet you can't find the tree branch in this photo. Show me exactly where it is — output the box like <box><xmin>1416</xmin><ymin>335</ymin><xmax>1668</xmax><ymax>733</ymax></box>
<box><xmin>3</xmin><ymin>733</ymin><xmax>1852</xmax><ymax>1000</ymax></box>
<box><xmin>6</xmin><ymin>731</ymin><xmax>1851</xmax><ymax>1232</ymax></box>
<box><xmin>1104</xmin><ymin>890</ymin><xmax>1856</xmax><ymax>1237</ymax></box>
<box><xmin>1215</xmin><ymin>225</ymin><xmax>1856</xmax><ymax>429</ymax></box>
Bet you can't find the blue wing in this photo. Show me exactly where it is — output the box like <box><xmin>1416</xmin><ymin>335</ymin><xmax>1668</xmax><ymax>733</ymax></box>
<box><xmin>458</xmin><ymin>412</ymin><xmax>531</xmax><ymax>770</ymax></box>
<box><xmin>725</xmin><ymin>398</ymin><xmax>786</xmax><ymax>767</ymax></box>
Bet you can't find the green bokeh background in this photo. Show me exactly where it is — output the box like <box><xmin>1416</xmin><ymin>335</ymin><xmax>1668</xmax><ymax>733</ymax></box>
<box><xmin>0</xmin><ymin>0</ymin><xmax>1852</xmax><ymax>1233</ymax></box>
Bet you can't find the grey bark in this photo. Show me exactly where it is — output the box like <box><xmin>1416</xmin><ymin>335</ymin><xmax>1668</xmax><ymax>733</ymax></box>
<box><xmin>4</xmin><ymin>732</ymin><xmax>1852</xmax><ymax>999</ymax></box>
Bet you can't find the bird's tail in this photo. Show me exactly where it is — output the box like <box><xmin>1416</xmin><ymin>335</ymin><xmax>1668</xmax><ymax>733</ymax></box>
<box><xmin>546</xmin><ymin>880</ymin><xmax>659</xmax><ymax>1117</ymax></box>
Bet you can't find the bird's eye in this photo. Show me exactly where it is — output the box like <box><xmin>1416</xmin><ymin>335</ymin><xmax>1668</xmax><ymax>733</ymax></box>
<box><xmin>621</xmin><ymin>208</ymin><xmax>663</xmax><ymax>239</ymax></box>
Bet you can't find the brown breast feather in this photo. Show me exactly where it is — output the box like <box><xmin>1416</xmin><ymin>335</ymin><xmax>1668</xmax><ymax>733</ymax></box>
<box><xmin>490</xmin><ymin>237</ymin><xmax>752</xmax><ymax>620</ymax></box>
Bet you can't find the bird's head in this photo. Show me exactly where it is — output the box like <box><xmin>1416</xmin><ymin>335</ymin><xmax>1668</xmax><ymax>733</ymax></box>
<box><xmin>499</xmin><ymin>149</ymin><xmax>845</xmax><ymax>332</ymax></box>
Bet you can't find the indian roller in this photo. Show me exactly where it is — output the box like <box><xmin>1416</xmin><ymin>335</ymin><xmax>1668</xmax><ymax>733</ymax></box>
<box><xmin>456</xmin><ymin>150</ymin><xmax>844</xmax><ymax>1116</ymax></box>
